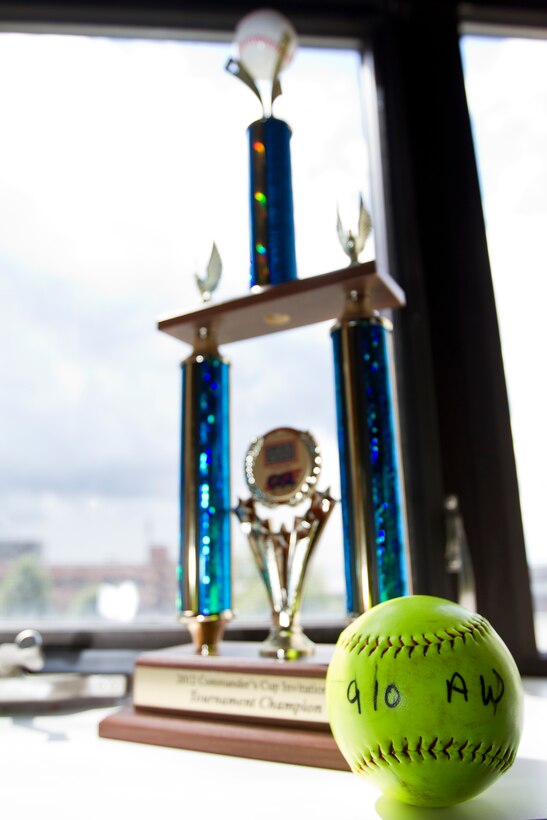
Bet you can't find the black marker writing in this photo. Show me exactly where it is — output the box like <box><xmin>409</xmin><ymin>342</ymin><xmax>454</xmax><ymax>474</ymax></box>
<box><xmin>447</xmin><ymin>672</ymin><xmax>469</xmax><ymax>703</ymax></box>
<box><xmin>347</xmin><ymin>679</ymin><xmax>362</xmax><ymax>714</ymax></box>
<box><xmin>385</xmin><ymin>683</ymin><xmax>401</xmax><ymax>708</ymax></box>
<box><xmin>480</xmin><ymin>669</ymin><xmax>504</xmax><ymax>712</ymax></box>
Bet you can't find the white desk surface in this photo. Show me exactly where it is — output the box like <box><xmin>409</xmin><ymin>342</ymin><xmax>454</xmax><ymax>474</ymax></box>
<box><xmin>2</xmin><ymin>678</ymin><xmax>547</xmax><ymax>820</ymax></box>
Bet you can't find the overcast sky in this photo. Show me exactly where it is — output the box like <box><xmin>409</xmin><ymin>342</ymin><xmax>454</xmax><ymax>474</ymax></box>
<box><xmin>461</xmin><ymin>36</ymin><xmax>547</xmax><ymax>569</ymax></box>
<box><xmin>0</xmin><ymin>31</ymin><xmax>544</xmax><ymax>620</ymax></box>
<box><xmin>0</xmin><ymin>32</ymin><xmax>372</xmax><ymax>617</ymax></box>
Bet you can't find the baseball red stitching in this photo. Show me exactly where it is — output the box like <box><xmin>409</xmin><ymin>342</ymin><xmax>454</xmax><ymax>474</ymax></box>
<box><xmin>239</xmin><ymin>35</ymin><xmax>288</xmax><ymax>58</ymax></box>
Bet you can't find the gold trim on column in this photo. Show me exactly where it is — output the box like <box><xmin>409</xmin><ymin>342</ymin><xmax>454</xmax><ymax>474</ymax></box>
<box><xmin>181</xmin><ymin>611</ymin><xmax>233</xmax><ymax>656</ymax></box>
<box><xmin>181</xmin><ymin>354</ymin><xmax>199</xmax><ymax>614</ymax></box>
<box><xmin>338</xmin><ymin>321</ymin><xmax>376</xmax><ymax>613</ymax></box>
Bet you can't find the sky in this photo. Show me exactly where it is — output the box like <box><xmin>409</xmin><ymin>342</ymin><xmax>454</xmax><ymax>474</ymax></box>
<box><xmin>0</xmin><ymin>32</ymin><xmax>371</xmax><ymax>616</ymax></box>
<box><xmin>460</xmin><ymin>36</ymin><xmax>547</xmax><ymax>570</ymax></box>
<box><xmin>0</xmin><ymin>30</ymin><xmax>545</xmax><ymax>624</ymax></box>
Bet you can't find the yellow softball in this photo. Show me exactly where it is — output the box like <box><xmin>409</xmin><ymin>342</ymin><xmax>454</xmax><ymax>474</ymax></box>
<box><xmin>326</xmin><ymin>595</ymin><xmax>523</xmax><ymax>807</ymax></box>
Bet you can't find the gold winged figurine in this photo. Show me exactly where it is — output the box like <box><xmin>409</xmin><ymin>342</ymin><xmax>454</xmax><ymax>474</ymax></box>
<box><xmin>337</xmin><ymin>194</ymin><xmax>373</xmax><ymax>265</ymax></box>
<box><xmin>194</xmin><ymin>242</ymin><xmax>222</xmax><ymax>303</ymax></box>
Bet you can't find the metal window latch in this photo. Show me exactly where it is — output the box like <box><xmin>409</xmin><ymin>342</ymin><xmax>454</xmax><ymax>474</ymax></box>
<box><xmin>0</xmin><ymin>630</ymin><xmax>44</xmax><ymax>677</ymax></box>
<box><xmin>444</xmin><ymin>495</ymin><xmax>477</xmax><ymax>612</ymax></box>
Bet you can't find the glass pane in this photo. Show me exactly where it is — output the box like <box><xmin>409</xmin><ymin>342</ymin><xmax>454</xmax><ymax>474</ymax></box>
<box><xmin>0</xmin><ymin>33</ymin><xmax>372</xmax><ymax>626</ymax></box>
<box><xmin>460</xmin><ymin>34</ymin><xmax>547</xmax><ymax>650</ymax></box>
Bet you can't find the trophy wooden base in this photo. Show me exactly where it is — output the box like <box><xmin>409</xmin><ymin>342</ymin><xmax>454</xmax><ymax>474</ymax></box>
<box><xmin>99</xmin><ymin>705</ymin><xmax>349</xmax><ymax>771</ymax></box>
<box><xmin>98</xmin><ymin>641</ymin><xmax>349</xmax><ymax>771</ymax></box>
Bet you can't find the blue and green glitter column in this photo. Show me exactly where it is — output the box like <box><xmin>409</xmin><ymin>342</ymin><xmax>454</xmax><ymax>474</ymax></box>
<box><xmin>248</xmin><ymin>116</ymin><xmax>297</xmax><ymax>288</ymax></box>
<box><xmin>178</xmin><ymin>329</ymin><xmax>232</xmax><ymax>654</ymax></box>
<box><xmin>331</xmin><ymin>294</ymin><xmax>410</xmax><ymax>617</ymax></box>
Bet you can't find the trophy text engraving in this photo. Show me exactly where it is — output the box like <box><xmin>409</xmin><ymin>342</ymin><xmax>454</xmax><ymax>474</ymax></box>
<box><xmin>134</xmin><ymin>665</ymin><xmax>328</xmax><ymax>723</ymax></box>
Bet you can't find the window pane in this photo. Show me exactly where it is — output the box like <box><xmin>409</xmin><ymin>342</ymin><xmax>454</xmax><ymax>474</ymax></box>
<box><xmin>0</xmin><ymin>33</ymin><xmax>371</xmax><ymax>626</ymax></box>
<box><xmin>460</xmin><ymin>34</ymin><xmax>547</xmax><ymax>650</ymax></box>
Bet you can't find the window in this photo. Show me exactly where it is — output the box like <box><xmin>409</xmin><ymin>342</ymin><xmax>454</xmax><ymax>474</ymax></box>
<box><xmin>0</xmin><ymin>31</ymin><xmax>370</xmax><ymax>630</ymax></box>
<box><xmin>460</xmin><ymin>33</ymin><xmax>547</xmax><ymax>651</ymax></box>
<box><xmin>2</xmin><ymin>2</ymin><xmax>541</xmax><ymax>672</ymax></box>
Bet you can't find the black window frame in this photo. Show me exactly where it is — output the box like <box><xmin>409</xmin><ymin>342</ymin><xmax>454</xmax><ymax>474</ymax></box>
<box><xmin>366</xmin><ymin>0</ymin><xmax>547</xmax><ymax>675</ymax></box>
<box><xmin>0</xmin><ymin>0</ymin><xmax>544</xmax><ymax>676</ymax></box>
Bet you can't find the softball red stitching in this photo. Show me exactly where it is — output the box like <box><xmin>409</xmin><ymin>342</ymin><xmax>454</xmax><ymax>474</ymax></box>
<box><xmin>354</xmin><ymin>738</ymin><xmax>516</xmax><ymax>772</ymax></box>
<box><xmin>341</xmin><ymin>616</ymin><xmax>490</xmax><ymax>657</ymax></box>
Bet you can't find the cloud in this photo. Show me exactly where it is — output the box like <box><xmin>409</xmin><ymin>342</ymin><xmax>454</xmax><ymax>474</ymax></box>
<box><xmin>462</xmin><ymin>36</ymin><xmax>547</xmax><ymax>567</ymax></box>
<box><xmin>0</xmin><ymin>31</ymin><xmax>367</xmax><ymax>597</ymax></box>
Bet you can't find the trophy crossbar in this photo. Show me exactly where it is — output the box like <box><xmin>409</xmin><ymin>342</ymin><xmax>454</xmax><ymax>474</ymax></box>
<box><xmin>157</xmin><ymin>262</ymin><xmax>405</xmax><ymax>347</ymax></box>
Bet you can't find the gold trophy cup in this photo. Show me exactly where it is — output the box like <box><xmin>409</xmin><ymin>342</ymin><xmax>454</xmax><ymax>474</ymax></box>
<box><xmin>234</xmin><ymin>427</ymin><xmax>335</xmax><ymax>660</ymax></box>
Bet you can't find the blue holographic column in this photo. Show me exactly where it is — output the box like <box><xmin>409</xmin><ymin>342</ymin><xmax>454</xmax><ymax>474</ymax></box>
<box><xmin>179</xmin><ymin>348</ymin><xmax>231</xmax><ymax>623</ymax></box>
<box><xmin>332</xmin><ymin>316</ymin><xmax>409</xmax><ymax>616</ymax></box>
<box><xmin>248</xmin><ymin>117</ymin><xmax>297</xmax><ymax>288</ymax></box>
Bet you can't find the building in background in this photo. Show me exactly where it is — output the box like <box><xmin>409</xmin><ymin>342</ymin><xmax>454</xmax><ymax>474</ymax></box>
<box><xmin>0</xmin><ymin>542</ymin><xmax>176</xmax><ymax>619</ymax></box>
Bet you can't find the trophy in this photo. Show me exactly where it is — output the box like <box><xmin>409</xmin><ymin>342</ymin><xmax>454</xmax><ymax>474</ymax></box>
<box><xmin>234</xmin><ymin>427</ymin><xmax>336</xmax><ymax>660</ymax></box>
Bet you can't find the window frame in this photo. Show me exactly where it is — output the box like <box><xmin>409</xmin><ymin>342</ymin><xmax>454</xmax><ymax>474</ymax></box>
<box><xmin>0</xmin><ymin>0</ymin><xmax>544</xmax><ymax>675</ymax></box>
<box><xmin>366</xmin><ymin>0</ymin><xmax>547</xmax><ymax>674</ymax></box>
